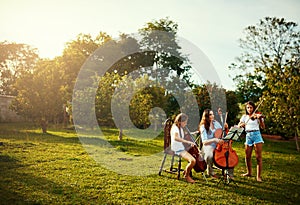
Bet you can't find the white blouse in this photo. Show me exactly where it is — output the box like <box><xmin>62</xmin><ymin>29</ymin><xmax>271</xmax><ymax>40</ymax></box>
<box><xmin>170</xmin><ymin>124</ymin><xmax>185</xmax><ymax>152</ymax></box>
<box><xmin>240</xmin><ymin>115</ymin><xmax>261</xmax><ymax>131</ymax></box>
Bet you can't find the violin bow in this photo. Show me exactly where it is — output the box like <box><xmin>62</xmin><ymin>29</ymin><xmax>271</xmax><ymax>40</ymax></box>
<box><xmin>223</xmin><ymin>111</ymin><xmax>228</xmax><ymax>129</ymax></box>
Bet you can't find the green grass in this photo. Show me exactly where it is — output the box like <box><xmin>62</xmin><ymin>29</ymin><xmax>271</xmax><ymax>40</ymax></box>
<box><xmin>0</xmin><ymin>123</ymin><xmax>299</xmax><ymax>204</ymax></box>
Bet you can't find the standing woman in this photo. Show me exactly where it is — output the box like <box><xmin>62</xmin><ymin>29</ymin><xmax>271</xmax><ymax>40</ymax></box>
<box><xmin>170</xmin><ymin>113</ymin><xmax>196</xmax><ymax>183</ymax></box>
<box><xmin>238</xmin><ymin>101</ymin><xmax>265</xmax><ymax>182</ymax></box>
<box><xmin>199</xmin><ymin>109</ymin><xmax>224</xmax><ymax>178</ymax></box>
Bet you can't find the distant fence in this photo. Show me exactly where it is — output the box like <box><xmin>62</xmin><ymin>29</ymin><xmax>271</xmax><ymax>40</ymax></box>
<box><xmin>0</xmin><ymin>95</ymin><xmax>23</xmax><ymax>122</ymax></box>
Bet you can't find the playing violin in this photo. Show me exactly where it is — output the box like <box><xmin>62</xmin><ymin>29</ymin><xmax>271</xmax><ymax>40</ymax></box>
<box><xmin>238</xmin><ymin>100</ymin><xmax>265</xmax><ymax>182</ymax></box>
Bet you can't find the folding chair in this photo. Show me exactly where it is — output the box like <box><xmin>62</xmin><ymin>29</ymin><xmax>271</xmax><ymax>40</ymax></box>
<box><xmin>158</xmin><ymin>119</ymin><xmax>183</xmax><ymax>179</ymax></box>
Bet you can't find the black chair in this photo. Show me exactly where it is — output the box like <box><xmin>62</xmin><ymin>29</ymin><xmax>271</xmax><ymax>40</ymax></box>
<box><xmin>158</xmin><ymin>119</ymin><xmax>182</xmax><ymax>179</ymax></box>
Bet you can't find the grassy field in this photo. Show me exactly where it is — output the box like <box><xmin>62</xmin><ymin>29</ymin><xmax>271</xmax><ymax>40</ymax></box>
<box><xmin>0</xmin><ymin>123</ymin><xmax>299</xmax><ymax>204</ymax></box>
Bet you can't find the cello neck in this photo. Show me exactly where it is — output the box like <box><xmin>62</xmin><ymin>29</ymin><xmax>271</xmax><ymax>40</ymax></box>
<box><xmin>184</xmin><ymin>126</ymin><xmax>197</xmax><ymax>144</ymax></box>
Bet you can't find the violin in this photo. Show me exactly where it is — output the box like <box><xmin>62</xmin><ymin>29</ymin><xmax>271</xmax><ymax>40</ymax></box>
<box><xmin>250</xmin><ymin>111</ymin><xmax>265</xmax><ymax>120</ymax></box>
<box><xmin>183</xmin><ymin>127</ymin><xmax>207</xmax><ymax>173</ymax></box>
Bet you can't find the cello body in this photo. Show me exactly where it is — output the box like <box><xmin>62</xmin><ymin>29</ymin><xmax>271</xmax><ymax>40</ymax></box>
<box><xmin>183</xmin><ymin>128</ymin><xmax>207</xmax><ymax>172</ymax></box>
<box><xmin>213</xmin><ymin>140</ymin><xmax>238</xmax><ymax>169</ymax></box>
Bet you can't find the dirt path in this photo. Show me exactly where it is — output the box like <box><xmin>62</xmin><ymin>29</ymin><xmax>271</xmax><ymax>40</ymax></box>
<box><xmin>262</xmin><ymin>134</ymin><xmax>295</xmax><ymax>142</ymax></box>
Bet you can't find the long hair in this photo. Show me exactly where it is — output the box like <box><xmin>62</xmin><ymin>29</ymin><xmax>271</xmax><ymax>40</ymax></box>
<box><xmin>174</xmin><ymin>113</ymin><xmax>188</xmax><ymax>128</ymax></box>
<box><xmin>199</xmin><ymin>109</ymin><xmax>211</xmax><ymax>132</ymax></box>
<box><xmin>245</xmin><ymin>101</ymin><xmax>256</xmax><ymax>115</ymax></box>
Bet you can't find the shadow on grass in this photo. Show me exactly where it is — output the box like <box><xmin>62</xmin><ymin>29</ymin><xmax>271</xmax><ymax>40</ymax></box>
<box><xmin>0</xmin><ymin>154</ymin><xmax>108</xmax><ymax>204</ymax></box>
<box><xmin>0</xmin><ymin>129</ymin><xmax>80</xmax><ymax>145</ymax></box>
<box><xmin>0</xmin><ymin>154</ymin><xmax>65</xmax><ymax>204</ymax></box>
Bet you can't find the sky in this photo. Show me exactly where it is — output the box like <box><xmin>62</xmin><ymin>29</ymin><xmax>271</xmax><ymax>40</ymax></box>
<box><xmin>1</xmin><ymin>0</ymin><xmax>300</xmax><ymax>90</ymax></box>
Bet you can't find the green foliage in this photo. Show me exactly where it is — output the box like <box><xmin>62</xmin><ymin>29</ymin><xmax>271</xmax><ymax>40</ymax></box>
<box><xmin>225</xmin><ymin>90</ymin><xmax>240</xmax><ymax>125</ymax></box>
<box><xmin>0</xmin><ymin>41</ymin><xmax>39</xmax><ymax>95</ymax></box>
<box><xmin>262</xmin><ymin>61</ymin><xmax>300</xmax><ymax>138</ymax></box>
<box><xmin>191</xmin><ymin>83</ymin><xmax>239</xmax><ymax>128</ymax></box>
<box><xmin>0</xmin><ymin>123</ymin><xmax>300</xmax><ymax>204</ymax></box>
<box><xmin>139</xmin><ymin>17</ymin><xmax>192</xmax><ymax>85</ymax></box>
<box><xmin>230</xmin><ymin>17</ymin><xmax>300</xmax><ymax>138</ymax></box>
<box><xmin>5</xmin><ymin>17</ymin><xmax>240</xmax><ymax>135</ymax></box>
<box><xmin>11</xmin><ymin>59</ymin><xmax>65</xmax><ymax>130</ymax></box>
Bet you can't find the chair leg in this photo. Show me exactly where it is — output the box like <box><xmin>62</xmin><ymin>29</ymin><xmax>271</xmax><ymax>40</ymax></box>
<box><xmin>202</xmin><ymin>172</ymin><xmax>208</xmax><ymax>183</ymax></box>
<box><xmin>158</xmin><ymin>153</ymin><xmax>167</xmax><ymax>175</ymax></box>
<box><xmin>170</xmin><ymin>155</ymin><xmax>175</xmax><ymax>172</ymax></box>
<box><xmin>177</xmin><ymin>157</ymin><xmax>182</xmax><ymax>179</ymax></box>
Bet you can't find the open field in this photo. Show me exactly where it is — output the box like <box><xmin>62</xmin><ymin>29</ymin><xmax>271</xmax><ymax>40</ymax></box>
<box><xmin>0</xmin><ymin>123</ymin><xmax>299</xmax><ymax>204</ymax></box>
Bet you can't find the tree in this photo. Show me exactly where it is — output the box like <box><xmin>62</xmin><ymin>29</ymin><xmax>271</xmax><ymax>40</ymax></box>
<box><xmin>0</xmin><ymin>41</ymin><xmax>39</xmax><ymax>95</ymax></box>
<box><xmin>230</xmin><ymin>17</ymin><xmax>300</xmax><ymax>137</ymax></box>
<box><xmin>139</xmin><ymin>17</ymin><xmax>192</xmax><ymax>86</ymax></box>
<box><xmin>59</xmin><ymin>32</ymin><xmax>112</xmax><ymax>103</ymax></box>
<box><xmin>263</xmin><ymin>60</ymin><xmax>300</xmax><ymax>138</ymax></box>
<box><xmin>11</xmin><ymin>59</ymin><xmax>65</xmax><ymax>133</ymax></box>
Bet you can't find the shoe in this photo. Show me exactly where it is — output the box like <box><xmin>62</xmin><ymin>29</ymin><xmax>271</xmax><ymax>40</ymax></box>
<box><xmin>210</xmin><ymin>174</ymin><xmax>218</xmax><ymax>179</ymax></box>
<box><xmin>185</xmin><ymin>175</ymin><xmax>195</xmax><ymax>183</ymax></box>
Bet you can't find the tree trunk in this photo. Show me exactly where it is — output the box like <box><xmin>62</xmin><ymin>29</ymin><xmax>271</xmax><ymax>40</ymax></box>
<box><xmin>296</xmin><ymin>128</ymin><xmax>299</xmax><ymax>152</ymax></box>
<box><xmin>119</xmin><ymin>128</ymin><xmax>123</xmax><ymax>141</ymax></box>
<box><xmin>41</xmin><ymin>119</ymin><xmax>48</xmax><ymax>134</ymax></box>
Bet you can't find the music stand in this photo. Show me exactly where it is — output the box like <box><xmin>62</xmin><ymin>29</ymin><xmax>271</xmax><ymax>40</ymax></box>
<box><xmin>224</xmin><ymin>127</ymin><xmax>244</xmax><ymax>141</ymax></box>
<box><xmin>217</xmin><ymin>127</ymin><xmax>243</xmax><ymax>186</ymax></box>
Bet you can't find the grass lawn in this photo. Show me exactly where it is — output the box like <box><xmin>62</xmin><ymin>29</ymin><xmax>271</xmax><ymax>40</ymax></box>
<box><xmin>0</xmin><ymin>123</ymin><xmax>299</xmax><ymax>204</ymax></box>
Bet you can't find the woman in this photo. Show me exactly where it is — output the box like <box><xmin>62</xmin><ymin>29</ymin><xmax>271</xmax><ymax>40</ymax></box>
<box><xmin>170</xmin><ymin>113</ymin><xmax>196</xmax><ymax>183</ymax></box>
<box><xmin>199</xmin><ymin>109</ymin><xmax>225</xmax><ymax>178</ymax></box>
<box><xmin>238</xmin><ymin>101</ymin><xmax>265</xmax><ymax>182</ymax></box>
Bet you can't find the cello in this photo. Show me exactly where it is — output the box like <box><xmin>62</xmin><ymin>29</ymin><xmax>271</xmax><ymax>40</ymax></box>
<box><xmin>213</xmin><ymin>138</ymin><xmax>239</xmax><ymax>169</ymax></box>
<box><xmin>183</xmin><ymin>127</ymin><xmax>207</xmax><ymax>172</ymax></box>
<box><xmin>214</xmin><ymin>111</ymin><xmax>228</xmax><ymax>139</ymax></box>
<box><xmin>213</xmin><ymin>111</ymin><xmax>239</xmax><ymax>170</ymax></box>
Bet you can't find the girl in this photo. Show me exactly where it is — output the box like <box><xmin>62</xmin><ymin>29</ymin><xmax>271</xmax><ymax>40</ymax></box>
<box><xmin>238</xmin><ymin>101</ymin><xmax>265</xmax><ymax>182</ymax></box>
<box><xmin>170</xmin><ymin>113</ymin><xmax>196</xmax><ymax>183</ymax></box>
<box><xmin>199</xmin><ymin>109</ymin><xmax>226</xmax><ymax>178</ymax></box>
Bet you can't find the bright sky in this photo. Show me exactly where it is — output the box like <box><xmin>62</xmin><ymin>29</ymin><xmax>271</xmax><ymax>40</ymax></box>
<box><xmin>1</xmin><ymin>0</ymin><xmax>299</xmax><ymax>90</ymax></box>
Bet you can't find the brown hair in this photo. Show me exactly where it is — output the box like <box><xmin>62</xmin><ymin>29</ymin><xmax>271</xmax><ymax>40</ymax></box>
<box><xmin>199</xmin><ymin>109</ymin><xmax>211</xmax><ymax>132</ymax></box>
<box><xmin>245</xmin><ymin>101</ymin><xmax>256</xmax><ymax>115</ymax></box>
<box><xmin>174</xmin><ymin>113</ymin><xmax>188</xmax><ymax>128</ymax></box>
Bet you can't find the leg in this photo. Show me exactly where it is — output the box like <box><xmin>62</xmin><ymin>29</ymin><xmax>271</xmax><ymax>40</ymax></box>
<box><xmin>228</xmin><ymin>168</ymin><xmax>234</xmax><ymax>179</ymax></box>
<box><xmin>180</xmin><ymin>151</ymin><xmax>196</xmax><ymax>183</ymax></box>
<box><xmin>254</xmin><ymin>143</ymin><xmax>263</xmax><ymax>182</ymax></box>
<box><xmin>202</xmin><ymin>145</ymin><xmax>215</xmax><ymax>176</ymax></box>
<box><xmin>242</xmin><ymin>145</ymin><xmax>253</xmax><ymax>177</ymax></box>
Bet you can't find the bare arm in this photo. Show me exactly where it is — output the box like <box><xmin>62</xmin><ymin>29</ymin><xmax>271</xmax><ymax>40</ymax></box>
<box><xmin>202</xmin><ymin>138</ymin><xmax>223</xmax><ymax>146</ymax></box>
<box><xmin>174</xmin><ymin>133</ymin><xmax>195</xmax><ymax>146</ymax></box>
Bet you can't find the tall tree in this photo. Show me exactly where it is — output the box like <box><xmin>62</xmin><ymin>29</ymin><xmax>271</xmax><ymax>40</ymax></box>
<box><xmin>230</xmin><ymin>17</ymin><xmax>300</xmax><ymax>137</ymax></box>
<box><xmin>0</xmin><ymin>41</ymin><xmax>38</xmax><ymax>95</ymax></box>
<box><xmin>230</xmin><ymin>17</ymin><xmax>300</xmax><ymax>102</ymax></box>
<box><xmin>11</xmin><ymin>59</ymin><xmax>65</xmax><ymax>133</ymax></box>
<box><xmin>139</xmin><ymin>17</ymin><xmax>192</xmax><ymax>86</ymax></box>
<box><xmin>59</xmin><ymin>32</ymin><xmax>111</xmax><ymax>102</ymax></box>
